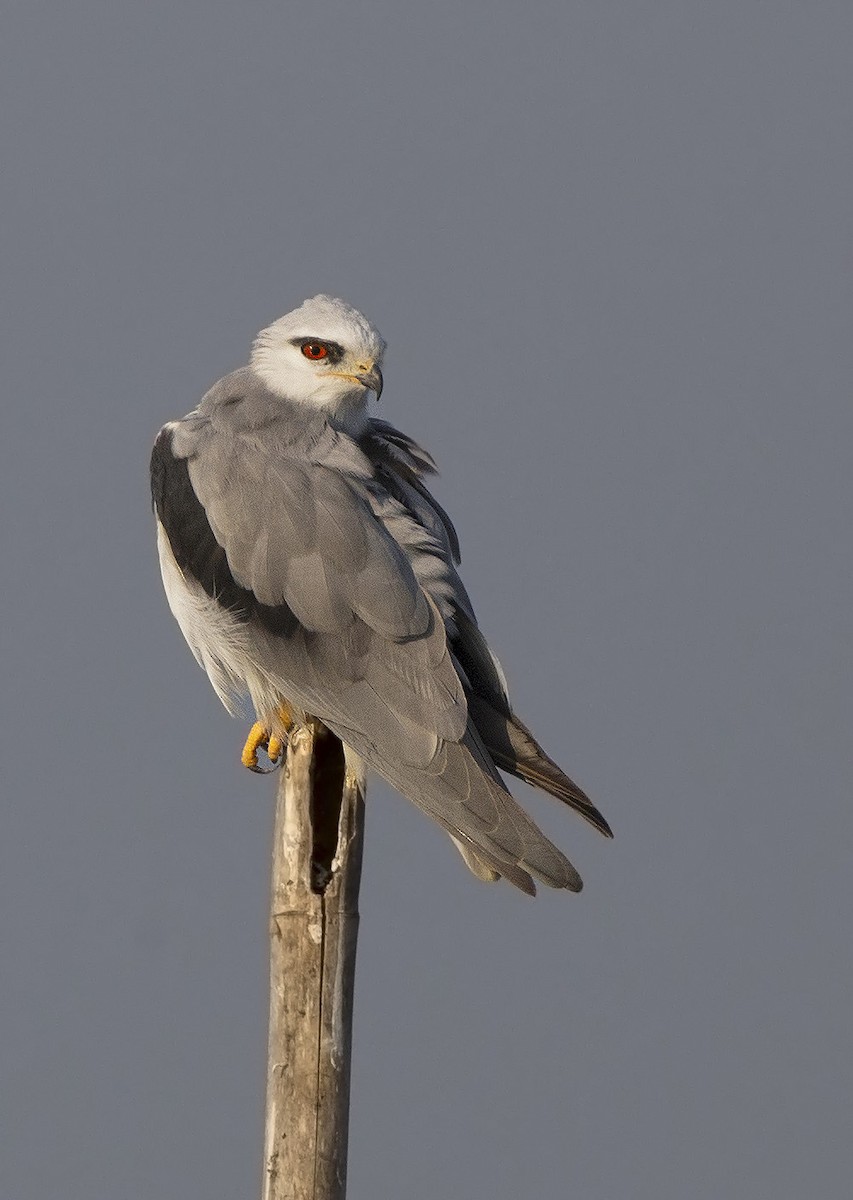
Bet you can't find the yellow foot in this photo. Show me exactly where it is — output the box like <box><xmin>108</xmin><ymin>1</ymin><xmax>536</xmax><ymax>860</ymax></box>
<box><xmin>241</xmin><ymin>722</ymin><xmax>283</xmax><ymax>773</ymax></box>
<box><xmin>241</xmin><ymin>704</ymin><xmax>295</xmax><ymax>773</ymax></box>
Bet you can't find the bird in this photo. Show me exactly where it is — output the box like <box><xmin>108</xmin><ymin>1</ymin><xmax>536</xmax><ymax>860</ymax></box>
<box><xmin>151</xmin><ymin>295</ymin><xmax>611</xmax><ymax>895</ymax></box>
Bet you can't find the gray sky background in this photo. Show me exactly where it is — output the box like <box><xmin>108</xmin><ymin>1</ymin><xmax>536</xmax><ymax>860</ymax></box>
<box><xmin>2</xmin><ymin>3</ymin><xmax>851</xmax><ymax>1197</ymax></box>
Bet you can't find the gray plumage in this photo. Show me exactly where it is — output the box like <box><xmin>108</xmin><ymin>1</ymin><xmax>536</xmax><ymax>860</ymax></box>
<box><xmin>152</xmin><ymin>295</ymin><xmax>610</xmax><ymax>895</ymax></box>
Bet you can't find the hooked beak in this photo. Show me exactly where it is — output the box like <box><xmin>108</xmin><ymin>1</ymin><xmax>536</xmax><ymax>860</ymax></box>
<box><xmin>354</xmin><ymin>363</ymin><xmax>383</xmax><ymax>401</ymax></box>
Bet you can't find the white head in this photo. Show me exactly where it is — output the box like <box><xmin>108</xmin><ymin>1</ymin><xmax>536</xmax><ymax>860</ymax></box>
<box><xmin>250</xmin><ymin>295</ymin><xmax>386</xmax><ymax>430</ymax></box>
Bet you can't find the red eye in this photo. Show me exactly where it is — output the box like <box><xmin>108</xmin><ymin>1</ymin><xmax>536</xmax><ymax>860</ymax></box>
<box><xmin>301</xmin><ymin>342</ymin><xmax>328</xmax><ymax>360</ymax></box>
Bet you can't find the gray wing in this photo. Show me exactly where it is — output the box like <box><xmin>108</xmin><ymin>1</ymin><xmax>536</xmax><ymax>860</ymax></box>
<box><xmin>361</xmin><ymin>419</ymin><xmax>613</xmax><ymax>840</ymax></box>
<box><xmin>169</xmin><ymin>399</ymin><xmax>581</xmax><ymax>892</ymax></box>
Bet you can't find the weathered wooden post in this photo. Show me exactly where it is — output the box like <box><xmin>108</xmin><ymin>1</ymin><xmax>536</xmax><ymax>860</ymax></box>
<box><xmin>261</xmin><ymin>724</ymin><xmax>365</xmax><ymax>1200</ymax></box>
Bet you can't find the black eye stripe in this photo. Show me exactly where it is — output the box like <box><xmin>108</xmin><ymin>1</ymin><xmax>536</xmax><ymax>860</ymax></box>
<box><xmin>292</xmin><ymin>338</ymin><xmax>345</xmax><ymax>364</ymax></box>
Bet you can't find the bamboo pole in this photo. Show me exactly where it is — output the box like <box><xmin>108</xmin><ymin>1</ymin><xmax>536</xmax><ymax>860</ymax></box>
<box><xmin>261</xmin><ymin>724</ymin><xmax>365</xmax><ymax>1200</ymax></box>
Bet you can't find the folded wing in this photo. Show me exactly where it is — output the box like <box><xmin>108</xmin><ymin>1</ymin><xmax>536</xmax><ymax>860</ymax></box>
<box><xmin>153</xmin><ymin>392</ymin><xmax>586</xmax><ymax>892</ymax></box>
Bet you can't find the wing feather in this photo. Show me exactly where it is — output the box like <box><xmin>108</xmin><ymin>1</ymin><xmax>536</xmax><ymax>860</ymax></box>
<box><xmin>168</xmin><ymin>399</ymin><xmax>467</xmax><ymax>757</ymax></box>
<box><xmin>154</xmin><ymin>373</ymin><xmax>600</xmax><ymax>893</ymax></box>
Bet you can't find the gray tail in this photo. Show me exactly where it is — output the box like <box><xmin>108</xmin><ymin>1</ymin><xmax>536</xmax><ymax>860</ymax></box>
<box><xmin>369</xmin><ymin>729</ymin><xmax>585</xmax><ymax>895</ymax></box>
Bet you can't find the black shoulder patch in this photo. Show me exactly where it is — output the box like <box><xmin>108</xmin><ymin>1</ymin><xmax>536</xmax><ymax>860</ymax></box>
<box><xmin>150</xmin><ymin>427</ymin><xmax>298</xmax><ymax>638</ymax></box>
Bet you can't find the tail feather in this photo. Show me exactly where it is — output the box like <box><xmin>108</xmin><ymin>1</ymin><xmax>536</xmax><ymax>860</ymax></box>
<box><xmin>449</xmin><ymin>834</ymin><xmax>537</xmax><ymax>894</ymax></box>
<box><xmin>365</xmin><ymin>730</ymin><xmax>584</xmax><ymax>894</ymax></box>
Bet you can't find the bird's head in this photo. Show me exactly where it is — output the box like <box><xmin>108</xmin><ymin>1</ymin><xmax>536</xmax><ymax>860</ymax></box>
<box><xmin>250</xmin><ymin>295</ymin><xmax>386</xmax><ymax>429</ymax></box>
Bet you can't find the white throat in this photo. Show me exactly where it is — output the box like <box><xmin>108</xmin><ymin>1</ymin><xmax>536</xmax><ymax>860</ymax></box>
<box><xmin>250</xmin><ymin>346</ymin><xmax>370</xmax><ymax>429</ymax></box>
